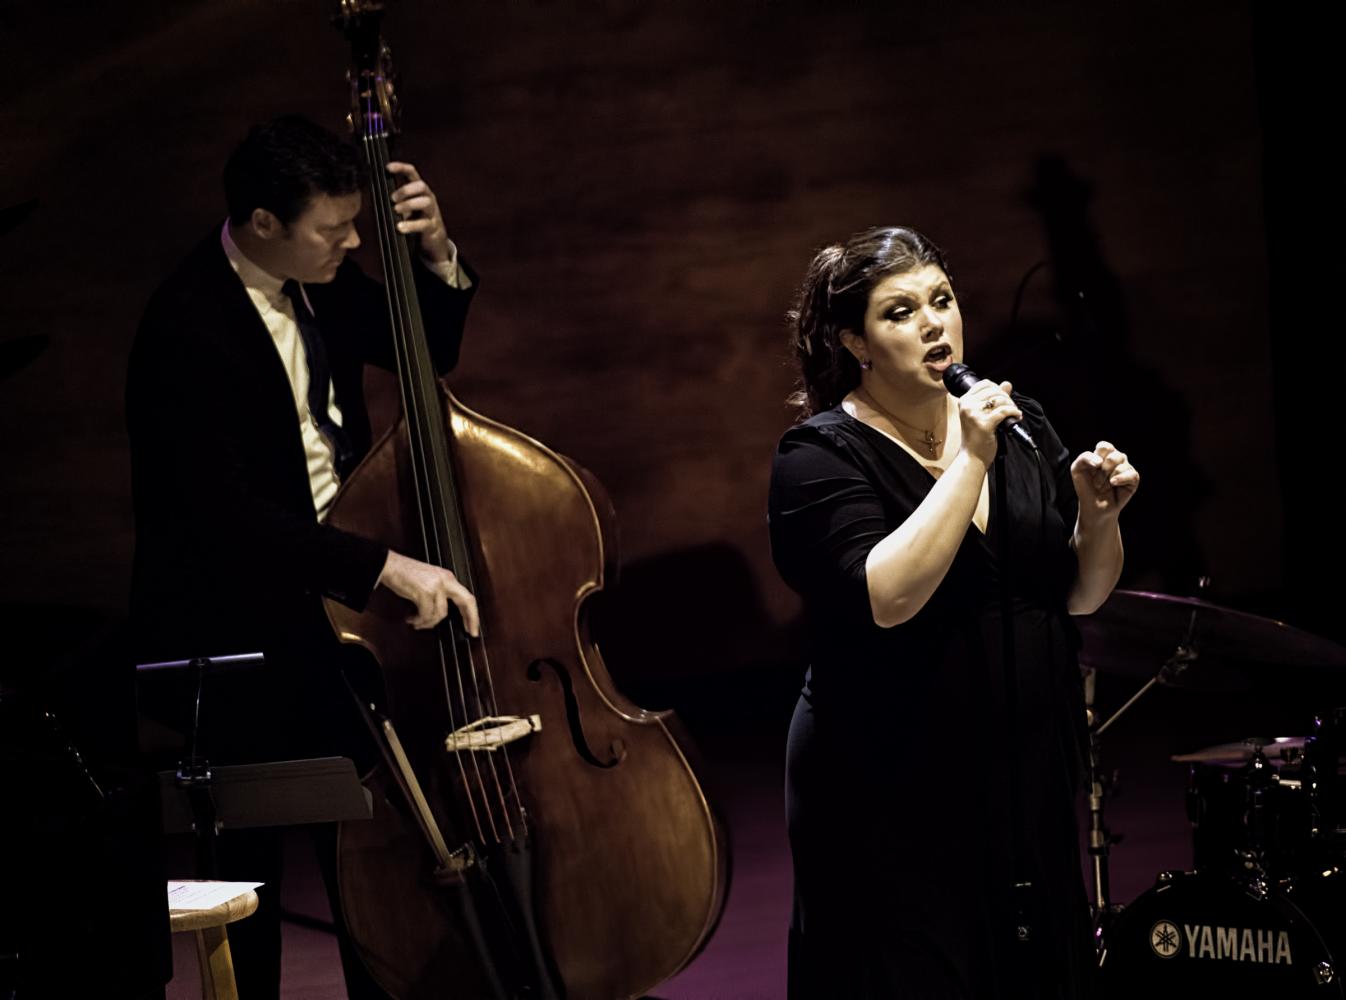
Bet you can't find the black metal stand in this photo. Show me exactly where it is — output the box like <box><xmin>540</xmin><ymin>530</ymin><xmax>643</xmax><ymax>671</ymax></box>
<box><xmin>138</xmin><ymin>653</ymin><xmax>371</xmax><ymax>877</ymax></box>
<box><xmin>138</xmin><ymin>654</ymin><xmax>263</xmax><ymax>876</ymax></box>
<box><xmin>157</xmin><ymin>758</ymin><xmax>373</xmax><ymax>834</ymax></box>
<box><xmin>1084</xmin><ymin>613</ymin><xmax>1198</xmax><ymax>928</ymax></box>
<box><xmin>1082</xmin><ymin>668</ymin><xmax>1111</xmax><ymax>913</ymax></box>
<box><xmin>994</xmin><ymin>435</ymin><xmax>1036</xmax><ymax>980</ymax></box>
<box><xmin>1082</xmin><ymin>665</ymin><xmax>1128</xmax><ymax>946</ymax></box>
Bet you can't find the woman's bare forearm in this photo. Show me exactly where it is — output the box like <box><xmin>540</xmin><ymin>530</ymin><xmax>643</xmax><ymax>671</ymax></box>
<box><xmin>1067</xmin><ymin>515</ymin><xmax>1124</xmax><ymax>615</ymax></box>
<box><xmin>864</xmin><ymin>451</ymin><xmax>987</xmax><ymax>627</ymax></box>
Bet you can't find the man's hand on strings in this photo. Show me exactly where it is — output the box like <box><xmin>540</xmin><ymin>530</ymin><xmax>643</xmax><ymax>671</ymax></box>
<box><xmin>387</xmin><ymin>161</ymin><xmax>452</xmax><ymax>265</ymax></box>
<box><xmin>378</xmin><ymin>549</ymin><xmax>480</xmax><ymax>636</ymax></box>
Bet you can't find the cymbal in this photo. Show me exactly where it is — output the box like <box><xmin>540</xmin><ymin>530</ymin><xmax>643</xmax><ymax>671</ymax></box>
<box><xmin>1171</xmin><ymin>736</ymin><xmax>1307</xmax><ymax>765</ymax></box>
<box><xmin>1077</xmin><ymin>590</ymin><xmax>1346</xmax><ymax>692</ymax></box>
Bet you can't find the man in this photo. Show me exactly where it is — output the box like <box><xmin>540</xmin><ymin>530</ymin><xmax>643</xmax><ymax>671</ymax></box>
<box><xmin>126</xmin><ymin>114</ymin><xmax>478</xmax><ymax>997</ymax></box>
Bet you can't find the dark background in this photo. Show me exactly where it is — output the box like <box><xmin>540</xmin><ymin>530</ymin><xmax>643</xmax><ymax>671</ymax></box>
<box><xmin>3</xmin><ymin>1</ymin><xmax>1334</xmax><ymax>643</ymax></box>
<box><xmin>2</xmin><ymin>1</ymin><xmax>1342</xmax><ymax>992</ymax></box>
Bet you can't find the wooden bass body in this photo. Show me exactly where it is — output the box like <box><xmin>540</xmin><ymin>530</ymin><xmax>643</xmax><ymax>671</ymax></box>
<box><xmin>325</xmin><ymin>390</ymin><xmax>729</xmax><ymax>999</ymax></box>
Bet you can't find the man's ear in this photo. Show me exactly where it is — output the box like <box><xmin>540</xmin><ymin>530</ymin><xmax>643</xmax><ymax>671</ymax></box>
<box><xmin>249</xmin><ymin>208</ymin><xmax>284</xmax><ymax>241</ymax></box>
<box><xmin>839</xmin><ymin>329</ymin><xmax>866</xmax><ymax>364</ymax></box>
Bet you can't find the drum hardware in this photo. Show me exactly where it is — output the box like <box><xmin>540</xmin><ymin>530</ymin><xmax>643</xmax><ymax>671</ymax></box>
<box><xmin>1239</xmin><ymin>747</ymin><xmax>1280</xmax><ymax>883</ymax></box>
<box><xmin>1080</xmin><ymin>587</ymin><xmax>1346</xmax><ymax>889</ymax></box>
<box><xmin>1077</xmin><ymin>589</ymin><xmax>1346</xmax><ymax>693</ymax></box>
<box><xmin>1083</xmin><ymin>595</ymin><xmax>1202</xmax><ymax>927</ymax></box>
<box><xmin>1175</xmin><ymin>709</ymin><xmax>1346</xmax><ymax>887</ymax></box>
<box><xmin>1097</xmin><ymin>869</ymin><xmax>1346</xmax><ymax>997</ymax></box>
<box><xmin>1083</xmin><ymin>665</ymin><xmax>1123</xmax><ymax>927</ymax></box>
<box><xmin>1080</xmin><ymin>587</ymin><xmax>1346</xmax><ymax>993</ymax></box>
<box><xmin>1172</xmin><ymin>735</ymin><xmax>1308</xmax><ymax>765</ymax></box>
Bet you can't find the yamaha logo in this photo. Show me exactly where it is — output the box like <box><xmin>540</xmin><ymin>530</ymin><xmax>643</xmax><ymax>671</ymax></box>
<box><xmin>1144</xmin><ymin>918</ymin><xmax>1293</xmax><ymax>965</ymax></box>
<box><xmin>1150</xmin><ymin>921</ymin><xmax>1182</xmax><ymax>959</ymax></box>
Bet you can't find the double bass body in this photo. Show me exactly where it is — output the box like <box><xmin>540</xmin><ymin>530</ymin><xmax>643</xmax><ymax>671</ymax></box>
<box><xmin>325</xmin><ymin>393</ymin><xmax>729</xmax><ymax>998</ymax></box>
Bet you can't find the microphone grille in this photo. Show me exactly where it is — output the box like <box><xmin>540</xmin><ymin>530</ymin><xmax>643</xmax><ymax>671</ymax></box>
<box><xmin>942</xmin><ymin>363</ymin><xmax>979</xmax><ymax>396</ymax></box>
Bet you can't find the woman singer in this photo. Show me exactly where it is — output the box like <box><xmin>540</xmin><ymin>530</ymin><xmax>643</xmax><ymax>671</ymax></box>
<box><xmin>768</xmin><ymin>226</ymin><xmax>1138</xmax><ymax>998</ymax></box>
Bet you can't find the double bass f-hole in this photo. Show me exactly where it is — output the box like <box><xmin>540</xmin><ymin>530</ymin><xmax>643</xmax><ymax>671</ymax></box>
<box><xmin>527</xmin><ymin>658</ymin><xmax>626</xmax><ymax>769</ymax></box>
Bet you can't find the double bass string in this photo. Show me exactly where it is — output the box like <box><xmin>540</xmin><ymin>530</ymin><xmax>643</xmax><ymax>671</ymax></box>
<box><xmin>362</xmin><ymin>98</ymin><xmax>524</xmax><ymax>844</ymax></box>
<box><xmin>360</xmin><ymin>103</ymin><xmax>492</xmax><ymax>844</ymax></box>
<box><xmin>370</xmin><ymin>126</ymin><xmax>502</xmax><ymax>847</ymax></box>
<box><xmin>361</xmin><ymin>104</ymin><xmax>528</xmax><ymax>842</ymax></box>
<box><xmin>467</xmin><ymin>631</ymin><xmax>528</xmax><ymax>836</ymax></box>
<box><xmin>331</xmin><ymin>20</ymin><xmax>730</xmax><ymax>992</ymax></box>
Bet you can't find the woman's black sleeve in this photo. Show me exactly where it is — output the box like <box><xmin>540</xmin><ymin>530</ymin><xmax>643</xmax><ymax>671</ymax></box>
<box><xmin>1018</xmin><ymin>394</ymin><xmax>1079</xmax><ymax>533</ymax></box>
<box><xmin>768</xmin><ymin>425</ymin><xmax>890</xmax><ymax>613</ymax></box>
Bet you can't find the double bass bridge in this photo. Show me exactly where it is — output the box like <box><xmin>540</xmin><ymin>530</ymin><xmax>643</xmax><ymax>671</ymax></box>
<box><xmin>444</xmin><ymin>714</ymin><xmax>542</xmax><ymax>753</ymax></box>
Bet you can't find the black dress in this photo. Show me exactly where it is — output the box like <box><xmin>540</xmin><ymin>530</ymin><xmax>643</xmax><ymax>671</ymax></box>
<box><xmin>768</xmin><ymin>397</ymin><xmax>1096</xmax><ymax>999</ymax></box>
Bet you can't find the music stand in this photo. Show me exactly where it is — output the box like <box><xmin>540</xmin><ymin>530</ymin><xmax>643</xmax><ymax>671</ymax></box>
<box><xmin>137</xmin><ymin>654</ymin><xmax>372</xmax><ymax>877</ymax></box>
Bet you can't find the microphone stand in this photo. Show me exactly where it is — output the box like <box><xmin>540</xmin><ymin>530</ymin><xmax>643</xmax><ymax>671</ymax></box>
<box><xmin>994</xmin><ymin>431</ymin><xmax>1035</xmax><ymax>988</ymax></box>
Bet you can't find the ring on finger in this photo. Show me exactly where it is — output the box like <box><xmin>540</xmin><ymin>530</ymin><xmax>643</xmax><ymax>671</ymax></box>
<box><xmin>982</xmin><ymin>398</ymin><xmax>998</xmax><ymax>411</ymax></box>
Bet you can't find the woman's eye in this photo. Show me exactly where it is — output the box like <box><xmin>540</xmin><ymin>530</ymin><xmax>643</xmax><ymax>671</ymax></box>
<box><xmin>887</xmin><ymin>308</ymin><xmax>911</xmax><ymax>322</ymax></box>
<box><xmin>933</xmin><ymin>295</ymin><xmax>952</xmax><ymax>308</ymax></box>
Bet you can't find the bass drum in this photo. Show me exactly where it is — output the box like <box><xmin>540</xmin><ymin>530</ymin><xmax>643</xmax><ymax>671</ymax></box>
<box><xmin>1098</xmin><ymin>870</ymin><xmax>1346</xmax><ymax>998</ymax></box>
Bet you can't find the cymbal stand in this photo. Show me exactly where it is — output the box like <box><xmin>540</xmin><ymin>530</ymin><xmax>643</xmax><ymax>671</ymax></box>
<box><xmin>1236</xmin><ymin>747</ymin><xmax>1277</xmax><ymax>890</ymax></box>
<box><xmin>1084</xmin><ymin>608</ymin><xmax>1200</xmax><ymax>928</ymax></box>
<box><xmin>1082</xmin><ymin>666</ymin><xmax>1118</xmax><ymax>923</ymax></box>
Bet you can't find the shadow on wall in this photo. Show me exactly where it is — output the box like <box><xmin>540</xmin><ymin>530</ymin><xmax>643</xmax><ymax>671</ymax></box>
<box><xmin>980</xmin><ymin>155</ymin><xmax>1210</xmax><ymax>599</ymax></box>
<box><xmin>590</xmin><ymin>540</ymin><xmax>805</xmax><ymax>699</ymax></box>
<box><xmin>0</xmin><ymin>201</ymin><xmax>49</xmax><ymax>410</ymax></box>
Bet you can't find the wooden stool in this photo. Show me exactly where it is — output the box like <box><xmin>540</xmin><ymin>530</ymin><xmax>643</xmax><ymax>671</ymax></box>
<box><xmin>168</xmin><ymin>884</ymin><xmax>259</xmax><ymax>1000</ymax></box>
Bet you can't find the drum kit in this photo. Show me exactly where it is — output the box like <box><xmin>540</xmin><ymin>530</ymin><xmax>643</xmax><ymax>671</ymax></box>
<box><xmin>1082</xmin><ymin>589</ymin><xmax>1346</xmax><ymax>997</ymax></box>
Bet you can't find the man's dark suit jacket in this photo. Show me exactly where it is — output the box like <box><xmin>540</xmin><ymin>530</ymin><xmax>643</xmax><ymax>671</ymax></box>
<box><xmin>126</xmin><ymin>231</ymin><xmax>475</xmax><ymax>756</ymax></box>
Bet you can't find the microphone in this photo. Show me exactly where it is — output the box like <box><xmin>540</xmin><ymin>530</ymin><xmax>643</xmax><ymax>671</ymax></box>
<box><xmin>942</xmin><ymin>362</ymin><xmax>1037</xmax><ymax>450</ymax></box>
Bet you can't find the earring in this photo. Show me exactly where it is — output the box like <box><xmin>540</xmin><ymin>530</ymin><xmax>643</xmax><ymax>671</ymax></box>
<box><xmin>860</xmin><ymin>359</ymin><xmax>872</xmax><ymax>370</ymax></box>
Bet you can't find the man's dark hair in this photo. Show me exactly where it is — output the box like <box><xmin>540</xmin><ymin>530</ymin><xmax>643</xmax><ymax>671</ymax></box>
<box><xmin>223</xmin><ymin>115</ymin><xmax>364</xmax><ymax>226</ymax></box>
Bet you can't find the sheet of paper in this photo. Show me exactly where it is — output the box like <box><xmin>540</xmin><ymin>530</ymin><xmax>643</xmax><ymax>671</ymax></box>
<box><xmin>167</xmin><ymin>880</ymin><xmax>264</xmax><ymax>911</ymax></box>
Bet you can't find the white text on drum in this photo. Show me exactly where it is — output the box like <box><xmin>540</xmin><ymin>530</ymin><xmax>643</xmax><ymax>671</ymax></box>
<box><xmin>1181</xmin><ymin>924</ymin><xmax>1293</xmax><ymax>965</ymax></box>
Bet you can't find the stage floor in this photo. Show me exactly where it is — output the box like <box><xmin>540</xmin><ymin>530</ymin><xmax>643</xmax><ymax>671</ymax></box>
<box><xmin>164</xmin><ymin>670</ymin><xmax>1275</xmax><ymax>999</ymax></box>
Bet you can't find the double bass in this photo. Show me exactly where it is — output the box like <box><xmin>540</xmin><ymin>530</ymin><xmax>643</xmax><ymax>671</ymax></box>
<box><xmin>322</xmin><ymin>4</ymin><xmax>729</xmax><ymax>997</ymax></box>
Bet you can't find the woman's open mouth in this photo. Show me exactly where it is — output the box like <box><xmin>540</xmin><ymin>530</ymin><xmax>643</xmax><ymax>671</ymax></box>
<box><xmin>923</xmin><ymin>344</ymin><xmax>953</xmax><ymax>372</ymax></box>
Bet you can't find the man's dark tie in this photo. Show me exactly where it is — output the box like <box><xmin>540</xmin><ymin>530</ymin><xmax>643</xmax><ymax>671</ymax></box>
<box><xmin>281</xmin><ymin>279</ymin><xmax>356</xmax><ymax>479</ymax></box>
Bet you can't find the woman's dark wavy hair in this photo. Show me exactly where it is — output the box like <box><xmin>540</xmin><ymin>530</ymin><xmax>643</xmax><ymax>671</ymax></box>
<box><xmin>223</xmin><ymin>114</ymin><xmax>364</xmax><ymax>226</ymax></box>
<box><xmin>787</xmin><ymin>226</ymin><xmax>950</xmax><ymax>416</ymax></box>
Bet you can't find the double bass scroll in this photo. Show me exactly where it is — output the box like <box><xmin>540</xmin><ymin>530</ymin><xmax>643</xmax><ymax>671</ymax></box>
<box><xmin>324</xmin><ymin>4</ymin><xmax>729</xmax><ymax>997</ymax></box>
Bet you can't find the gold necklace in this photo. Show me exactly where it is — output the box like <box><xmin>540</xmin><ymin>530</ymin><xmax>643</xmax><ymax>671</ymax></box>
<box><xmin>857</xmin><ymin>389</ymin><xmax>946</xmax><ymax>459</ymax></box>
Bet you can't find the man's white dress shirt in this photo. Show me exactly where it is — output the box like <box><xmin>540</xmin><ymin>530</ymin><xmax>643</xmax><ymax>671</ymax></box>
<box><xmin>220</xmin><ymin>220</ymin><xmax>466</xmax><ymax>518</ymax></box>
